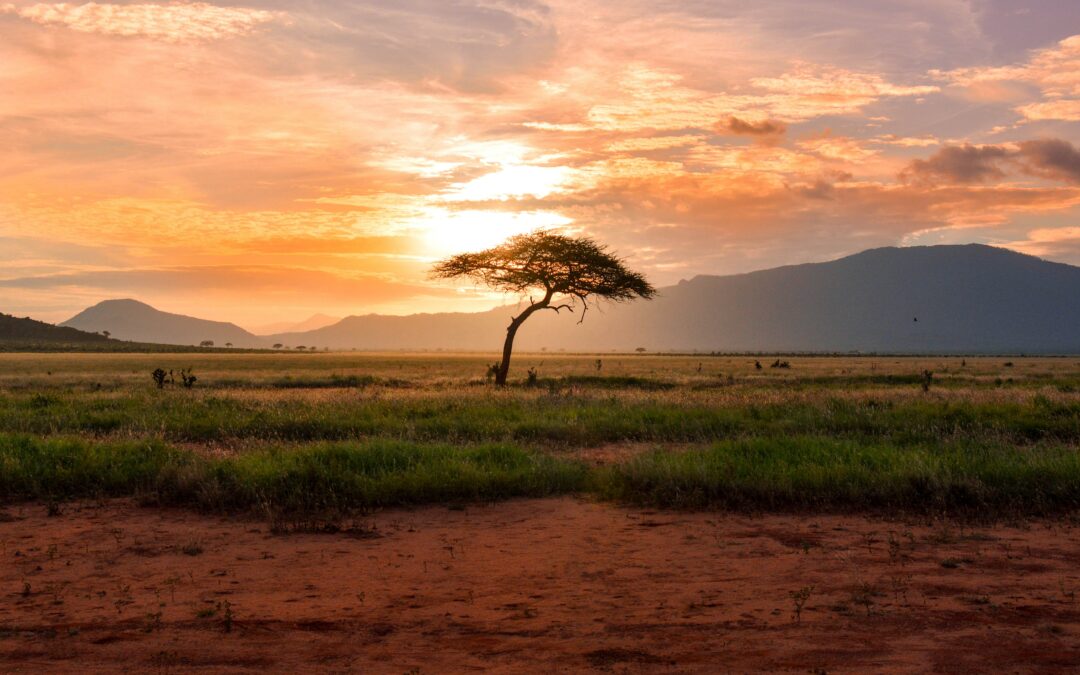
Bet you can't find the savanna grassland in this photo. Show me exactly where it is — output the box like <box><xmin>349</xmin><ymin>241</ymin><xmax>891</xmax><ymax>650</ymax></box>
<box><xmin>4</xmin><ymin>352</ymin><xmax>1080</xmax><ymax>672</ymax></box>
<box><xmin>2</xmin><ymin>352</ymin><xmax>1080</xmax><ymax>518</ymax></box>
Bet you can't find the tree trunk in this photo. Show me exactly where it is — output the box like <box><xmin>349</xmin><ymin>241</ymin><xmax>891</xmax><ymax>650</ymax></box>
<box><xmin>494</xmin><ymin>319</ymin><xmax>522</xmax><ymax>386</ymax></box>
<box><xmin>494</xmin><ymin>293</ymin><xmax>551</xmax><ymax>386</ymax></box>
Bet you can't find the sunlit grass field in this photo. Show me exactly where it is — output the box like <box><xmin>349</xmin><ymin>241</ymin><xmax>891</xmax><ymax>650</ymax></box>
<box><xmin>2</xmin><ymin>352</ymin><xmax>1079</xmax><ymax>518</ymax></box>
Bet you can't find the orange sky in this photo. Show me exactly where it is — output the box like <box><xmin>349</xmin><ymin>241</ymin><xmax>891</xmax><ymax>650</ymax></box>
<box><xmin>3</xmin><ymin>1</ymin><xmax>1080</xmax><ymax>328</ymax></box>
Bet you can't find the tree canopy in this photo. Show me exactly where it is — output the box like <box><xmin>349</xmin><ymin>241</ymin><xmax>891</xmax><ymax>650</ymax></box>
<box><xmin>431</xmin><ymin>230</ymin><xmax>655</xmax><ymax>317</ymax></box>
<box><xmin>431</xmin><ymin>231</ymin><xmax>655</xmax><ymax>384</ymax></box>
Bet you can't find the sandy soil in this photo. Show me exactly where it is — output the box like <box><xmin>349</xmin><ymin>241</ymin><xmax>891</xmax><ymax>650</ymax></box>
<box><xmin>2</xmin><ymin>498</ymin><xmax>1080</xmax><ymax>673</ymax></box>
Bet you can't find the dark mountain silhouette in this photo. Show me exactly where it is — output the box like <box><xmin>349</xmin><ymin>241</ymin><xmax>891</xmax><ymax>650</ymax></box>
<box><xmin>268</xmin><ymin>245</ymin><xmax>1080</xmax><ymax>353</ymax></box>
<box><xmin>60</xmin><ymin>246</ymin><xmax>1080</xmax><ymax>353</ymax></box>
<box><xmin>61</xmin><ymin>299</ymin><xmax>266</xmax><ymax>348</ymax></box>
<box><xmin>0</xmin><ymin>313</ymin><xmax>111</xmax><ymax>344</ymax></box>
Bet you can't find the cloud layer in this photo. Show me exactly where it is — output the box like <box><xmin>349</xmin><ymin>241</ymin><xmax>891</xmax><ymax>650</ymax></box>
<box><xmin>2</xmin><ymin>1</ymin><xmax>1080</xmax><ymax>324</ymax></box>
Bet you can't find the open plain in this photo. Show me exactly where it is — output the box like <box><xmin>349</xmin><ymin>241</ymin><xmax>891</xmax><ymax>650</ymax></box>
<box><xmin>2</xmin><ymin>352</ymin><xmax>1080</xmax><ymax>672</ymax></box>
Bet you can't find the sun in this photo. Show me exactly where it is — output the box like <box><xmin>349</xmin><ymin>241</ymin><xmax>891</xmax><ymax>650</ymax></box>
<box><xmin>415</xmin><ymin>207</ymin><xmax>572</xmax><ymax>255</ymax></box>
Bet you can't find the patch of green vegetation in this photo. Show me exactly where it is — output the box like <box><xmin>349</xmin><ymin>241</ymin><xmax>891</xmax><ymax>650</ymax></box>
<box><xmin>3</xmin><ymin>433</ymin><xmax>1080</xmax><ymax>518</ymax></box>
<box><xmin>1</xmin><ymin>390</ymin><xmax>1077</xmax><ymax>447</ymax></box>
<box><xmin>3</xmin><ymin>354</ymin><xmax>1080</xmax><ymax>518</ymax></box>
<box><xmin>0</xmin><ymin>434</ymin><xmax>586</xmax><ymax>513</ymax></box>
<box><xmin>593</xmin><ymin>437</ymin><xmax>1080</xmax><ymax>515</ymax></box>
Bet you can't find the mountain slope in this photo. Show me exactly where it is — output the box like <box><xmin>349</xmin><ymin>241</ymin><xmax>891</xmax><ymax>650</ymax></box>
<box><xmin>61</xmin><ymin>299</ymin><xmax>266</xmax><ymax>348</ymax></box>
<box><xmin>0</xmin><ymin>313</ymin><xmax>111</xmax><ymax>344</ymax></box>
<box><xmin>273</xmin><ymin>245</ymin><xmax>1080</xmax><ymax>353</ymax></box>
<box><xmin>251</xmin><ymin>314</ymin><xmax>341</xmax><ymax>336</ymax></box>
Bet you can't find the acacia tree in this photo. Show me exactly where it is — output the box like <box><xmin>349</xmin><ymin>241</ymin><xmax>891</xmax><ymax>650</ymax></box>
<box><xmin>431</xmin><ymin>231</ymin><xmax>655</xmax><ymax>385</ymax></box>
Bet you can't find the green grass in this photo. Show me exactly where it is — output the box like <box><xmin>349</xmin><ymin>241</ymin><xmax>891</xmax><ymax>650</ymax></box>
<box><xmin>1</xmin><ymin>389</ymin><xmax>1077</xmax><ymax>447</ymax></box>
<box><xmin>3</xmin><ymin>433</ymin><xmax>1080</xmax><ymax>517</ymax></box>
<box><xmin>594</xmin><ymin>437</ymin><xmax>1080</xmax><ymax>515</ymax></box>
<box><xmin>0</xmin><ymin>434</ymin><xmax>587</xmax><ymax>514</ymax></box>
<box><xmin>2</xmin><ymin>353</ymin><xmax>1080</xmax><ymax>518</ymax></box>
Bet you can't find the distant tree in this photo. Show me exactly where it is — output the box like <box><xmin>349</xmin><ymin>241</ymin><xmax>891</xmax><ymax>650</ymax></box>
<box><xmin>273</xmin><ymin>343</ymin><xmax>283</xmax><ymax>349</ymax></box>
<box><xmin>635</xmin><ymin>347</ymin><xmax>646</xmax><ymax>353</ymax></box>
<box><xmin>431</xmin><ymin>231</ymin><xmax>655</xmax><ymax>385</ymax></box>
<box><xmin>295</xmin><ymin>345</ymin><xmax>306</xmax><ymax>351</ymax></box>
<box><xmin>225</xmin><ymin>342</ymin><xmax>233</xmax><ymax>348</ymax></box>
<box><xmin>102</xmin><ymin>330</ymin><xmax>111</xmax><ymax>339</ymax></box>
<box><xmin>199</xmin><ymin>340</ymin><xmax>214</xmax><ymax>348</ymax></box>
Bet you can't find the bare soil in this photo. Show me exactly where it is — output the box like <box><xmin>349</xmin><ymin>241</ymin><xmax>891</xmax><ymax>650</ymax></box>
<box><xmin>2</xmin><ymin>498</ymin><xmax>1080</xmax><ymax>673</ymax></box>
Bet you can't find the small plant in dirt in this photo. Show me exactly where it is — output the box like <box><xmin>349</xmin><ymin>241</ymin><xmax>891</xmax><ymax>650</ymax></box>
<box><xmin>221</xmin><ymin>600</ymin><xmax>234</xmax><ymax>633</ymax></box>
<box><xmin>1060</xmin><ymin>579</ymin><xmax>1077</xmax><ymax>602</ymax></box>
<box><xmin>143</xmin><ymin>611</ymin><xmax>163</xmax><ymax>633</ymax></box>
<box><xmin>889</xmin><ymin>575</ymin><xmax>911</xmax><ymax>604</ymax></box>
<box><xmin>789</xmin><ymin>586</ymin><xmax>814</xmax><ymax>624</ymax></box>
<box><xmin>180</xmin><ymin>540</ymin><xmax>203</xmax><ymax>556</ymax></box>
<box><xmin>851</xmin><ymin>582</ymin><xmax>878</xmax><ymax>615</ymax></box>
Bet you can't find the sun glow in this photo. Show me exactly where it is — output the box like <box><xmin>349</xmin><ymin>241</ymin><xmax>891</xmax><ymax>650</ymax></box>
<box><xmin>444</xmin><ymin>164</ymin><xmax>574</xmax><ymax>201</ymax></box>
<box><xmin>414</xmin><ymin>207</ymin><xmax>572</xmax><ymax>255</ymax></box>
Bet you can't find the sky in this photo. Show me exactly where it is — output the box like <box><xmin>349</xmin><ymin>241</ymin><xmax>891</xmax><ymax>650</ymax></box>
<box><xmin>2</xmin><ymin>0</ymin><xmax>1080</xmax><ymax>329</ymax></box>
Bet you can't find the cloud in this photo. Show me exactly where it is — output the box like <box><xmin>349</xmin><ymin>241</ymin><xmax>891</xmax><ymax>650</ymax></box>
<box><xmin>933</xmin><ymin>33</ymin><xmax>1080</xmax><ymax>122</ymax></box>
<box><xmin>719</xmin><ymin>116</ymin><xmax>786</xmax><ymax>138</ymax></box>
<box><xmin>0</xmin><ymin>2</ymin><xmax>281</xmax><ymax>42</ymax></box>
<box><xmin>901</xmin><ymin>144</ymin><xmax>1012</xmax><ymax>184</ymax></box>
<box><xmin>0</xmin><ymin>265</ymin><xmax>453</xmax><ymax>304</ymax></box>
<box><xmin>1004</xmin><ymin>226</ymin><xmax>1080</xmax><ymax>260</ymax></box>
<box><xmin>1016</xmin><ymin>139</ymin><xmax>1080</xmax><ymax>184</ymax></box>
<box><xmin>901</xmin><ymin>138</ymin><xmax>1080</xmax><ymax>186</ymax></box>
<box><xmin>1016</xmin><ymin>99</ymin><xmax>1080</xmax><ymax>122</ymax></box>
<box><xmin>580</xmin><ymin>62</ymin><xmax>940</xmax><ymax>134</ymax></box>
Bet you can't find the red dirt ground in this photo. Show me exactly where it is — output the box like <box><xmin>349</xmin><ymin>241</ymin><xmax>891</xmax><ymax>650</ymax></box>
<box><xmin>2</xmin><ymin>498</ymin><xmax>1080</xmax><ymax>673</ymax></box>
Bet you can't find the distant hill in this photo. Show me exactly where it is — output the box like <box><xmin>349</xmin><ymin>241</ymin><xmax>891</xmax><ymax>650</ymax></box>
<box><xmin>0</xmin><ymin>313</ymin><xmax>111</xmax><ymax>345</ymax></box>
<box><xmin>60</xmin><ymin>246</ymin><xmax>1080</xmax><ymax>354</ymax></box>
<box><xmin>251</xmin><ymin>313</ymin><xmax>341</xmax><ymax>336</ymax></box>
<box><xmin>267</xmin><ymin>245</ymin><xmax>1080</xmax><ymax>354</ymax></box>
<box><xmin>61</xmin><ymin>299</ymin><xmax>266</xmax><ymax>348</ymax></box>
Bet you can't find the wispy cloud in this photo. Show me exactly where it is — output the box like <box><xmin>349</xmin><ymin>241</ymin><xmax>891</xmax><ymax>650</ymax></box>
<box><xmin>933</xmin><ymin>34</ymin><xmax>1080</xmax><ymax>121</ymax></box>
<box><xmin>1</xmin><ymin>2</ymin><xmax>282</xmax><ymax>42</ymax></box>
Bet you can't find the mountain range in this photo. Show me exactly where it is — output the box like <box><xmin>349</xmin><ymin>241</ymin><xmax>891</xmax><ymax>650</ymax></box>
<box><xmin>52</xmin><ymin>245</ymin><xmax>1080</xmax><ymax>354</ymax></box>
